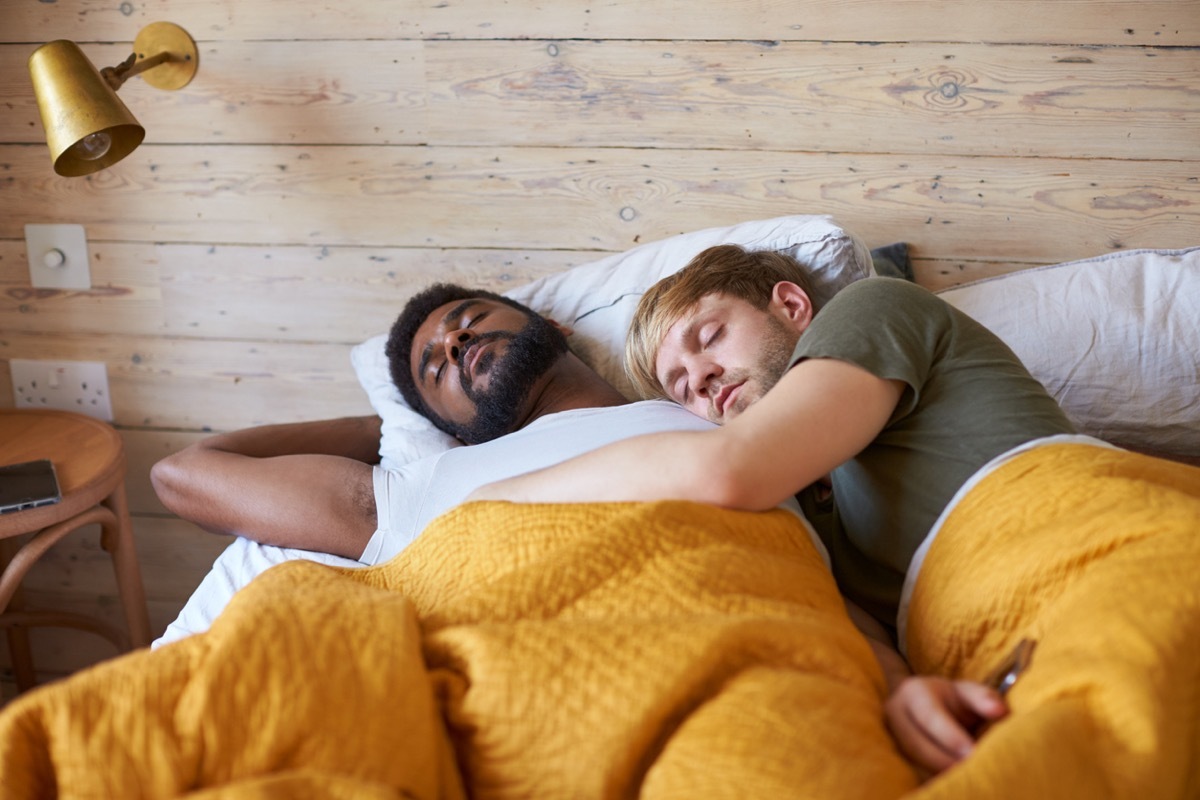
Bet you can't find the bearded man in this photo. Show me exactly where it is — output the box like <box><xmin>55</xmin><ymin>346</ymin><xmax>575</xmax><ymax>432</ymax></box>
<box><xmin>151</xmin><ymin>283</ymin><xmax>716</xmax><ymax>563</ymax></box>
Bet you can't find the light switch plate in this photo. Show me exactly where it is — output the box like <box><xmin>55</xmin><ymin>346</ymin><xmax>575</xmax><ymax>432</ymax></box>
<box><xmin>25</xmin><ymin>223</ymin><xmax>91</xmax><ymax>289</ymax></box>
<box><xmin>10</xmin><ymin>359</ymin><xmax>114</xmax><ymax>422</ymax></box>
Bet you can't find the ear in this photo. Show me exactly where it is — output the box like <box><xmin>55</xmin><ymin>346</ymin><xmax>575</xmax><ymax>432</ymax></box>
<box><xmin>546</xmin><ymin>318</ymin><xmax>575</xmax><ymax>337</ymax></box>
<box><xmin>769</xmin><ymin>281</ymin><xmax>815</xmax><ymax>333</ymax></box>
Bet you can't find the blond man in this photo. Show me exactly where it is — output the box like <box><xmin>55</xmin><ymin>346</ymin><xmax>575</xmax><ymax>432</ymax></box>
<box><xmin>472</xmin><ymin>244</ymin><xmax>1081</xmax><ymax>774</ymax></box>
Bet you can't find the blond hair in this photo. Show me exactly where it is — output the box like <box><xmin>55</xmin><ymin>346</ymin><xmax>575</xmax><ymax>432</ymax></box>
<box><xmin>624</xmin><ymin>244</ymin><xmax>819</xmax><ymax>399</ymax></box>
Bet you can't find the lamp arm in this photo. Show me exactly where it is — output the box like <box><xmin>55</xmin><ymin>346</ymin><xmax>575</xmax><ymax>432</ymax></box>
<box><xmin>100</xmin><ymin>50</ymin><xmax>179</xmax><ymax>91</ymax></box>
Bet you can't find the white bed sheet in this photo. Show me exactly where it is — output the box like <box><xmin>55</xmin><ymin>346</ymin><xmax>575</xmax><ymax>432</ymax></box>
<box><xmin>153</xmin><ymin>537</ymin><xmax>362</xmax><ymax>649</ymax></box>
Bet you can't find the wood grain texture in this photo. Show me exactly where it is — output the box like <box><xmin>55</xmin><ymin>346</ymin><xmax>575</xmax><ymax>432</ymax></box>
<box><xmin>423</xmin><ymin>40</ymin><xmax>1199</xmax><ymax>159</ymax></box>
<box><xmin>3</xmin><ymin>0</ymin><xmax>1195</xmax><ymax>45</ymax></box>
<box><xmin>2</xmin><ymin>144</ymin><xmax>1195</xmax><ymax>259</ymax></box>
<box><xmin>0</xmin><ymin>332</ymin><xmax>373</xmax><ymax>429</ymax></box>
<box><xmin>0</xmin><ymin>41</ymin><xmax>426</xmax><ymax>146</ymax></box>
<box><xmin>1</xmin><ymin>241</ymin><xmax>579</xmax><ymax>340</ymax></box>
<box><xmin>912</xmin><ymin>257</ymin><xmax>1043</xmax><ymax>292</ymax></box>
<box><xmin>5</xmin><ymin>41</ymin><xmax>1195</xmax><ymax>159</ymax></box>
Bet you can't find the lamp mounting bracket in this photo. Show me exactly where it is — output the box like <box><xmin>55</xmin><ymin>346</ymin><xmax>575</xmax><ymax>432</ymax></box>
<box><xmin>111</xmin><ymin>22</ymin><xmax>199</xmax><ymax>91</ymax></box>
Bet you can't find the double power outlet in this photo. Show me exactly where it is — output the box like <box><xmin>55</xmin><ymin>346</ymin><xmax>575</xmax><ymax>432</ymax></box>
<box><xmin>9</xmin><ymin>359</ymin><xmax>114</xmax><ymax>422</ymax></box>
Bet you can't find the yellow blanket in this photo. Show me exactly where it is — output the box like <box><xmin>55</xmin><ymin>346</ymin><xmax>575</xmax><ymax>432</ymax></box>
<box><xmin>0</xmin><ymin>501</ymin><xmax>916</xmax><ymax>799</ymax></box>
<box><xmin>904</xmin><ymin>443</ymin><xmax>1200</xmax><ymax>799</ymax></box>
<box><xmin>2</xmin><ymin>443</ymin><xmax>1194</xmax><ymax>798</ymax></box>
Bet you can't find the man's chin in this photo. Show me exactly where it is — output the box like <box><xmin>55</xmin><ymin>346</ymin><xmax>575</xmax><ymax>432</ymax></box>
<box><xmin>454</xmin><ymin>316</ymin><xmax>569</xmax><ymax>443</ymax></box>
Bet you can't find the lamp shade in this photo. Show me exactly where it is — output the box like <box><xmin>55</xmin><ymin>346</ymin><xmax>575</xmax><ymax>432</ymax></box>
<box><xmin>28</xmin><ymin>40</ymin><xmax>145</xmax><ymax>177</ymax></box>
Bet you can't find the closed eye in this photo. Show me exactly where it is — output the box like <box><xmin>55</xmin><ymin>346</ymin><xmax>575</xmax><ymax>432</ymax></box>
<box><xmin>702</xmin><ymin>325</ymin><xmax>722</xmax><ymax>349</ymax></box>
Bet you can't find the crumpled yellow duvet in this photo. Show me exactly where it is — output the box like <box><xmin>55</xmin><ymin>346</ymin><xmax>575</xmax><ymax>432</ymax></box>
<box><xmin>0</xmin><ymin>501</ymin><xmax>916</xmax><ymax>799</ymax></box>
<box><xmin>1</xmin><ymin>443</ymin><xmax>1196</xmax><ymax>799</ymax></box>
<box><xmin>904</xmin><ymin>443</ymin><xmax>1200</xmax><ymax>800</ymax></box>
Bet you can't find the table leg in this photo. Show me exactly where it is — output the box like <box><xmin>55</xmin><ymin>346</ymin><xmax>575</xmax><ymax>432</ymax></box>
<box><xmin>101</xmin><ymin>481</ymin><xmax>152</xmax><ymax>648</ymax></box>
<box><xmin>0</xmin><ymin>538</ymin><xmax>37</xmax><ymax>692</ymax></box>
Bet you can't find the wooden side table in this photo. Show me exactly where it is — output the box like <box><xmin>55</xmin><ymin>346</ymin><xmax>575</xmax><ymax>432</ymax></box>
<box><xmin>0</xmin><ymin>409</ymin><xmax>151</xmax><ymax>693</ymax></box>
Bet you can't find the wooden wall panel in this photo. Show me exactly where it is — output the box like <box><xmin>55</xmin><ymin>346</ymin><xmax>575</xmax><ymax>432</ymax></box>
<box><xmin>5</xmin><ymin>41</ymin><xmax>1195</xmax><ymax>159</ymax></box>
<box><xmin>0</xmin><ymin>242</ymin><xmax>164</xmax><ymax>335</ymax></box>
<box><xmin>1</xmin><ymin>0</ymin><xmax>1197</xmax><ymax>689</ymax></box>
<box><xmin>912</xmin><ymin>257</ymin><xmax>1041</xmax><ymax>292</ymax></box>
<box><xmin>0</xmin><ymin>332</ymin><xmax>373</xmax><ymax>429</ymax></box>
<box><xmin>1</xmin><ymin>41</ymin><xmax>427</xmax><ymax>146</ymax></box>
<box><xmin>4</xmin><ymin>1</ymin><xmax>1196</xmax><ymax>45</ymax></box>
<box><xmin>2</xmin><ymin>144</ymin><xmax>1195</xmax><ymax>259</ymax></box>
<box><xmin>1</xmin><ymin>242</ymin><xmax>578</xmax><ymax>340</ymax></box>
<box><xmin>423</xmin><ymin>41</ymin><xmax>1199</xmax><ymax>159</ymax></box>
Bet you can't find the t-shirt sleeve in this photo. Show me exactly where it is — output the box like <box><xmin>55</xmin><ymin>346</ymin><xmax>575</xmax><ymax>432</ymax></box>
<box><xmin>360</xmin><ymin>459</ymin><xmax>437</xmax><ymax>564</ymax></box>
<box><xmin>790</xmin><ymin>278</ymin><xmax>950</xmax><ymax>420</ymax></box>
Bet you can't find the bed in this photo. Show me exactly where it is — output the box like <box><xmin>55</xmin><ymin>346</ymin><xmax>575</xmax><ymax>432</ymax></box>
<box><xmin>1</xmin><ymin>216</ymin><xmax>1198</xmax><ymax>798</ymax></box>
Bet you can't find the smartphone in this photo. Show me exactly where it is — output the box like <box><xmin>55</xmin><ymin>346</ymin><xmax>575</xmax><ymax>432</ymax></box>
<box><xmin>984</xmin><ymin>638</ymin><xmax>1037</xmax><ymax>698</ymax></box>
<box><xmin>0</xmin><ymin>459</ymin><xmax>63</xmax><ymax>514</ymax></box>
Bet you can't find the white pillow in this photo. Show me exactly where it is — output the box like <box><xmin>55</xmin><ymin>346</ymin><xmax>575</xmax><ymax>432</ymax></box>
<box><xmin>351</xmin><ymin>215</ymin><xmax>874</xmax><ymax>469</ymax></box>
<box><xmin>937</xmin><ymin>247</ymin><xmax>1200</xmax><ymax>465</ymax></box>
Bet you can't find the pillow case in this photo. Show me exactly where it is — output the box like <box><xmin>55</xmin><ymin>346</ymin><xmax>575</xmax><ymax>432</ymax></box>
<box><xmin>937</xmin><ymin>247</ymin><xmax>1200</xmax><ymax>465</ymax></box>
<box><xmin>352</xmin><ymin>215</ymin><xmax>875</xmax><ymax>469</ymax></box>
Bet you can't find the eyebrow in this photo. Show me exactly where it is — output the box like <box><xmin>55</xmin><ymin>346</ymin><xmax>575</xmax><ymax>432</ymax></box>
<box><xmin>417</xmin><ymin>299</ymin><xmax>479</xmax><ymax>383</ymax></box>
<box><xmin>658</xmin><ymin>317</ymin><xmax>703</xmax><ymax>395</ymax></box>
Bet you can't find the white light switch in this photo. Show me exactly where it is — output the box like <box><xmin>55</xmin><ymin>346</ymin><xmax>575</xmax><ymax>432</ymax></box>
<box><xmin>25</xmin><ymin>223</ymin><xmax>91</xmax><ymax>289</ymax></box>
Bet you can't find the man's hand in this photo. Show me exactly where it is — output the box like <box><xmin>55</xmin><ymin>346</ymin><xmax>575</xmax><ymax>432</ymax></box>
<box><xmin>885</xmin><ymin>676</ymin><xmax>1008</xmax><ymax>776</ymax></box>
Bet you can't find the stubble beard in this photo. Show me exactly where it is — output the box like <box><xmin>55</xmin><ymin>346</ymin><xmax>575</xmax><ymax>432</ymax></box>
<box><xmin>710</xmin><ymin>315</ymin><xmax>798</xmax><ymax>424</ymax></box>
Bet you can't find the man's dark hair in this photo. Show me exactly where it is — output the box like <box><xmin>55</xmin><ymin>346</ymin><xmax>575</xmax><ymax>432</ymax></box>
<box><xmin>385</xmin><ymin>283</ymin><xmax>539</xmax><ymax>436</ymax></box>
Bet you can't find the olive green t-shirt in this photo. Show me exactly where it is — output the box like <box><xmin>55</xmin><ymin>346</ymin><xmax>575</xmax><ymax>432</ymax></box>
<box><xmin>792</xmin><ymin>278</ymin><xmax>1075</xmax><ymax>629</ymax></box>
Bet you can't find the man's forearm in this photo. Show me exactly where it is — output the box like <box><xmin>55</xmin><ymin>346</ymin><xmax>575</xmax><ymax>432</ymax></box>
<box><xmin>199</xmin><ymin>415</ymin><xmax>382</xmax><ymax>463</ymax></box>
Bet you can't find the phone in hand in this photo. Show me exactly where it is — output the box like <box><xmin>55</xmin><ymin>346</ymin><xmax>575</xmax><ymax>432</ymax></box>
<box><xmin>984</xmin><ymin>638</ymin><xmax>1037</xmax><ymax>697</ymax></box>
<box><xmin>0</xmin><ymin>459</ymin><xmax>63</xmax><ymax>514</ymax></box>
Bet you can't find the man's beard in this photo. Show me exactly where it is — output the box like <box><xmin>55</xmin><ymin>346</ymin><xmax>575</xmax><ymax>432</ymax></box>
<box><xmin>709</xmin><ymin>314</ymin><xmax>797</xmax><ymax>423</ymax></box>
<box><xmin>450</xmin><ymin>314</ymin><xmax>570</xmax><ymax>444</ymax></box>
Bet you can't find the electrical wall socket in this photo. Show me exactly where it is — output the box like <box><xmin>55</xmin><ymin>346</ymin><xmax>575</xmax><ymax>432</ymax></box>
<box><xmin>9</xmin><ymin>359</ymin><xmax>114</xmax><ymax>422</ymax></box>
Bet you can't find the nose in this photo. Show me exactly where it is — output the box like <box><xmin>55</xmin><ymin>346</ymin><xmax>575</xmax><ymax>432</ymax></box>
<box><xmin>686</xmin><ymin>355</ymin><xmax>721</xmax><ymax>400</ymax></box>
<box><xmin>443</xmin><ymin>327</ymin><xmax>473</xmax><ymax>363</ymax></box>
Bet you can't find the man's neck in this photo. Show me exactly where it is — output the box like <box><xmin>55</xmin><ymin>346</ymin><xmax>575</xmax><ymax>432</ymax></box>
<box><xmin>518</xmin><ymin>354</ymin><xmax>630</xmax><ymax>426</ymax></box>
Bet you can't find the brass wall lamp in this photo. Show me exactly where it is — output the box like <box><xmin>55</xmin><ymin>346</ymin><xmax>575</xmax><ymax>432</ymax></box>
<box><xmin>28</xmin><ymin>22</ymin><xmax>199</xmax><ymax>177</ymax></box>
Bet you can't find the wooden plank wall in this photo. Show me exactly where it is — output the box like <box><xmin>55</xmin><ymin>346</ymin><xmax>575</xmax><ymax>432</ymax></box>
<box><xmin>0</xmin><ymin>0</ymin><xmax>1197</xmax><ymax>686</ymax></box>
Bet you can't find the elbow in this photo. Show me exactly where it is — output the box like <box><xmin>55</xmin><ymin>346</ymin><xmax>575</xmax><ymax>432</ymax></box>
<box><xmin>150</xmin><ymin>447</ymin><xmax>196</xmax><ymax>516</ymax></box>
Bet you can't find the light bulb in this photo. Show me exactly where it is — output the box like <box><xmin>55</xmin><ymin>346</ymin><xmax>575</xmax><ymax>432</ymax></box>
<box><xmin>67</xmin><ymin>132</ymin><xmax>113</xmax><ymax>162</ymax></box>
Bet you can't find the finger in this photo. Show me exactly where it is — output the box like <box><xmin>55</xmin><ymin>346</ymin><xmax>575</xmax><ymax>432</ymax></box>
<box><xmin>886</xmin><ymin>685</ymin><xmax>967</xmax><ymax>774</ymax></box>
<box><xmin>953</xmin><ymin>680</ymin><xmax>1010</xmax><ymax>721</ymax></box>
<box><xmin>886</xmin><ymin>697</ymin><xmax>960</xmax><ymax>775</ymax></box>
<box><xmin>906</xmin><ymin>686</ymin><xmax>978</xmax><ymax>760</ymax></box>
